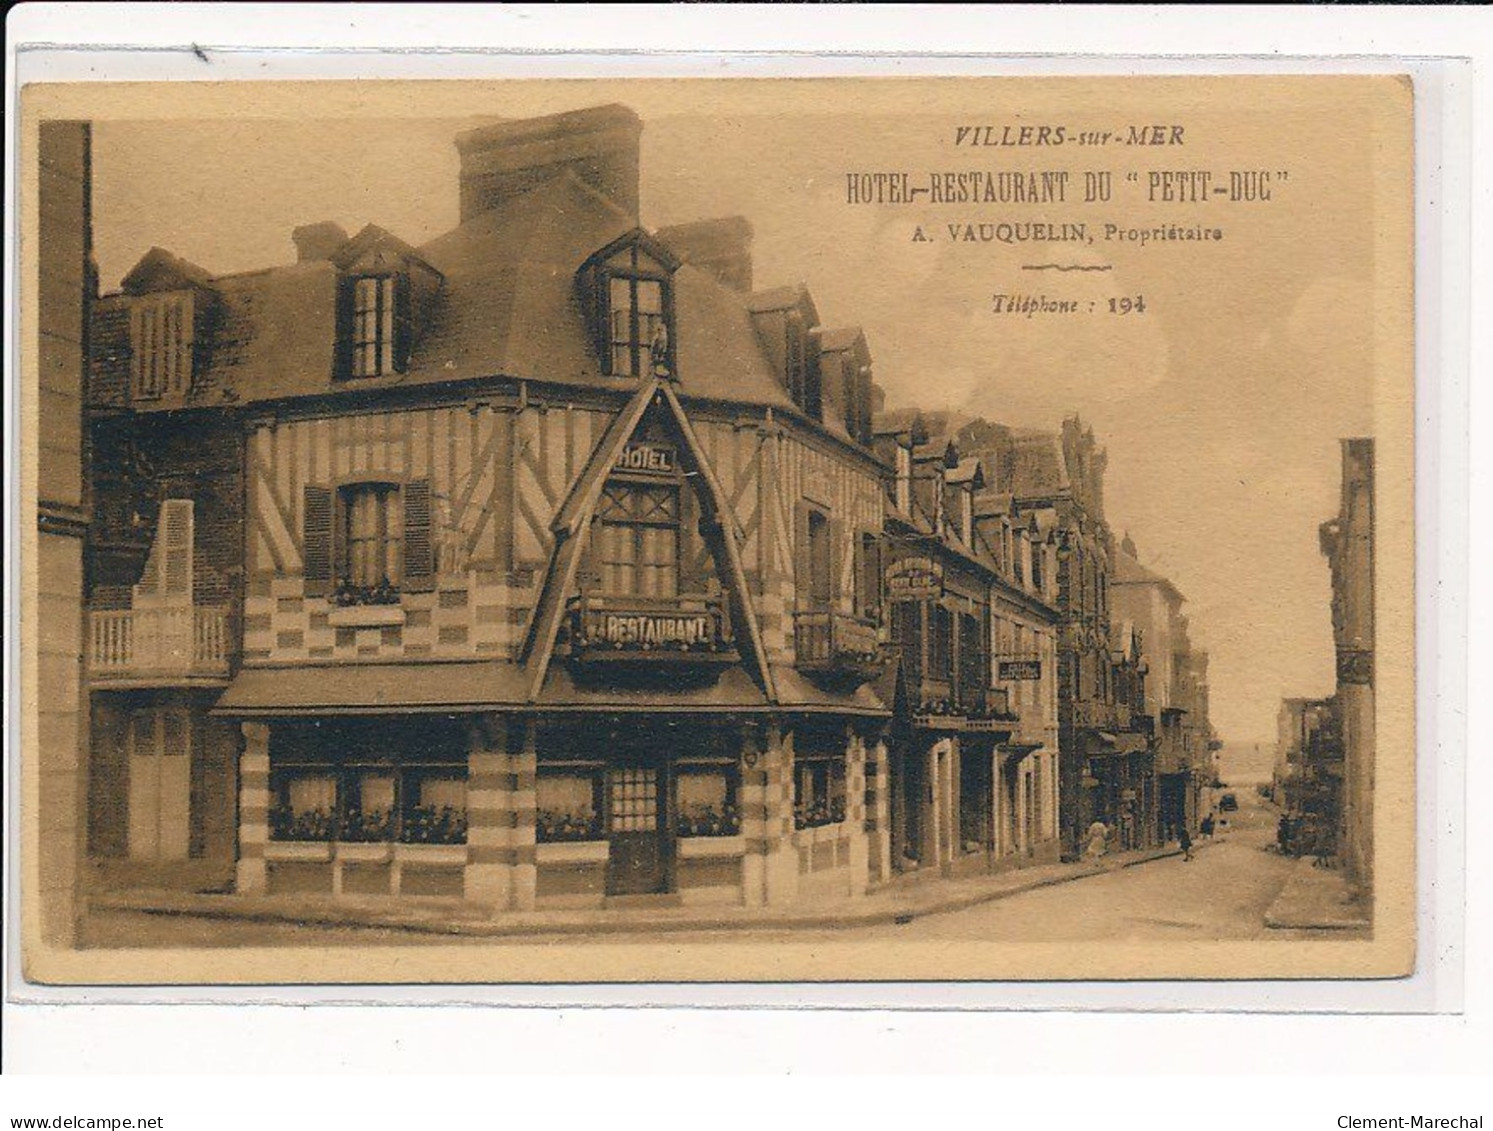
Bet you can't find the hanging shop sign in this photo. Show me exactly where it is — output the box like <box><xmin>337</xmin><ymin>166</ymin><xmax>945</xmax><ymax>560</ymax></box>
<box><xmin>998</xmin><ymin>659</ymin><xmax>1042</xmax><ymax>681</ymax></box>
<box><xmin>615</xmin><ymin>442</ymin><xmax>678</xmax><ymax>476</ymax></box>
<box><xmin>885</xmin><ymin>556</ymin><xmax>943</xmax><ymax>600</ymax></box>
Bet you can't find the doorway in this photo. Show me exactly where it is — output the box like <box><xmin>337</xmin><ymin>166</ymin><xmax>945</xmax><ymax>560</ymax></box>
<box><xmin>127</xmin><ymin>706</ymin><xmax>192</xmax><ymax>862</ymax></box>
<box><xmin>605</xmin><ymin>762</ymin><xmax>672</xmax><ymax>895</ymax></box>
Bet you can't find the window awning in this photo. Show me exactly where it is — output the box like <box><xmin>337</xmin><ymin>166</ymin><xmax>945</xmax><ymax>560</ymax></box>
<box><xmin>211</xmin><ymin>661</ymin><xmax>530</xmax><ymax>717</ymax></box>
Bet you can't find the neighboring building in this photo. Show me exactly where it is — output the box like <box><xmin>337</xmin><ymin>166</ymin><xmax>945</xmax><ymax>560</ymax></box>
<box><xmin>34</xmin><ymin>120</ymin><xmax>95</xmax><ymax>948</ymax></box>
<box><xmin>871</xmin><ymin>411</ymin><xmax>1060</xmax><ymax>878</ymax></box>
<box><xmin>1273</xmin><ymin>696</ymin><xmax>1339</xmax><ymax>825</ymax></box>
<box><xmin>1321</xmin><ymin>438</ymin><xmax>1374</xmax><ymax>893</ymax></box>
<box><xmin>1111</xmin><ymin>537</ymin><xmax>1213</xmax><ymax>839</ymax></box>
<box><xmin>957</xmin><ymin>416</ymin><xmax>1152</xmax><ymax>858</ymax></box>
<box><xmin>82</xmin><ymin>104</ymin><xmax>894</xmax><ymax>912</ymax></box>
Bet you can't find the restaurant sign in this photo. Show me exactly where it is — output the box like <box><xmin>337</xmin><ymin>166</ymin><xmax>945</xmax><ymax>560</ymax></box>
<box><xmin>998</xmin><ymin>659</ymin><xmax>1042</xmax><ymax>681</ymax></box>
<box><xmin>598</xmin><ymin>612</ymin><xmax>714</xmax><ymax>648</ymax></box>
<box><xmin>615</xmin><ymin>442</ymin><xmax>677</xmax><ymax>475</ymax></box>
<box><xmin>886</xmin><ymin>556</ymin><xmax>943</xmax><ymax>600</ymax></box>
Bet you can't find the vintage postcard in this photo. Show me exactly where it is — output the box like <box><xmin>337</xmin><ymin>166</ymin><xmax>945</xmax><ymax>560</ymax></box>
<box><xmin>18</xmin><ymin>74</ymin><xmax>1415</xmax><ymax>986</ymax></box>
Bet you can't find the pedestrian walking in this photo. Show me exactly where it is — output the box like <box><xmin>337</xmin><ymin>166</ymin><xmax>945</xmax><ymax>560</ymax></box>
<box><xmin>1085</xmin><ymin>819</ymin><xmax>1109</xmax><ymax>860</ymax></box>
<box><xmin>1178</xmin><ymin>824</ymin><xmax>1194</xmax><ymax>862</ymax></box>
<box><xmin>1200</xmin><ymin>813</ymin><xmax>1215</xmax><ymax>839</ymax></box>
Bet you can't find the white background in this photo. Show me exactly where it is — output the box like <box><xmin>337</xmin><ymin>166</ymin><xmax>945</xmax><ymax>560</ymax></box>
<box><xmin>4</xmin><ymin>2</ymin><xmax>1487</xmax><ymax>1119</ymax></box>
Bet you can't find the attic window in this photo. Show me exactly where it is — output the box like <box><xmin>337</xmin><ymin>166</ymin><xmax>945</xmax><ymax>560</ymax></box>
<box><xmin>581</xmin><ymin>233</ymin><xmax>678</xmax><ymax>381</ymax></box>
<box><xmin>130</xmin><ymin>291</ymin><xmax>195</xmax><ymax>401</ymax></box>
<box><xmin>341</xmin><ymin>273</ymin><xmax>410</xmax><ymax>379</ymax></box>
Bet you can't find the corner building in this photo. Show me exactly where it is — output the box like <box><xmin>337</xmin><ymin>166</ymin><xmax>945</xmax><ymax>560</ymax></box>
<box><xmin>82</xmin><ymin>105</ymin><xmax>893</xmax><ymax>912</ymax></box>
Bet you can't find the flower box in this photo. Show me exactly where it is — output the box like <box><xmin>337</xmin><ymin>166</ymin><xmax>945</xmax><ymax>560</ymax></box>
<box><xmin>537</xmin><ymin>840</ymin><xmax>610</xmax><ymax>866</ymax></box>
<box><xmin>335</xmin><ymin>841</ymin><xmax>393</xmax><ymax>864</ymax></box>
<box><xmin>394</xmin><ymin>843</ymin><xmax>468</xmax><ymax>867</ymax></box>
<box><xmin>264</xmin><ymin>841</ymin><xmax>332</xmax><ymax>862</ymax></box>
<box><xmin>677</xmin><ymin>835</ymin><xmax>745</xmax><ymax>860</ymax></box>
<box><xmin>327</xmin><ymin>605</ymin><xmax>406</xmax><ymax>629</ymax></box>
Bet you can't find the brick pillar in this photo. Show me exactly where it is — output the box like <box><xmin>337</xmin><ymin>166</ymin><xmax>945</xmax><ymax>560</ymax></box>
<box><xmin>236</xmin><ymin>722</ymin><xmax>270</xmax><ymax>894</ymax></box>
<box><xmin>864</xmin><ymin>735</ymin><xmax>891</xmax><ymax>885</ymax></box>
<box><xmin>464</xmin><ymin>715</ymin><xmax>537</xmax><ymax>911</ymax></box>
<box><xmin>511</xmin><ymin>719</ymin><xmax>538</xmax><ymax>910</ymax></box>
<box><xmin>744</xmin><ymin>722</ymin><xmax>799</xmax><ymax>907</ymax></box>
<box><xmin>740</xmin><ymin>724</ymin><xmax>768</xmax><ymax>908</ymax></box>
<box><xmin>845</xmin><ymin>729</ymin><xmax>869</xmax><ymax>896</ymax></box>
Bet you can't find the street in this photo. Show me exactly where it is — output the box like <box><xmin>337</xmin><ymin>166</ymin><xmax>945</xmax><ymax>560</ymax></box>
<box><xmin>79</xmin><ymin>789</ymin><xmax>1341</xmax><ymax>950</ymax></box>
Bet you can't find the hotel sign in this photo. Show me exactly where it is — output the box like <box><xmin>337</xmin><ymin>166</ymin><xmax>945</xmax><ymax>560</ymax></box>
<box><xmin>998</xmin><ymin>660</ymin><xmax>1042</xmax><ymax>681</ymax></box>
<box><xmin>886</xmin><ymin>556</ymin><xmax>943</xmax><ymax>600</ymax></box>
<box><xmin>615</xmin><ymin>442</ymin><xmax>677</xmax><ymax>475</ymax></box>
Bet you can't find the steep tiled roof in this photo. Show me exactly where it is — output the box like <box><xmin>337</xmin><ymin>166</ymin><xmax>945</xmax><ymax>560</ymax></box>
<box><xmin>1112</xmin><ymin>548</ymin><xmax>1185</xmax><ymax>601</ymax></box>
<box><xmin>100</xmin><ymin>167</ymin><xmax>838</xmax><ymax>431</ymax></box>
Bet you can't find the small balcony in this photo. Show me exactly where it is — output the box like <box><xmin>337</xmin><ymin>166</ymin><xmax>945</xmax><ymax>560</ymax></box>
<box><xmin>793</xmin><ymin>610</ymin><xmax>886</xmax><ymax>689</ymax></box>
<box><xmin>911</xmin><ymin>681</ymin><xmax>1015</xmax><ymax>733</ymax></box>
<box><xmin>88</xmin><ymin>604</ymin><xmax>232</xmax><ymax>687</ymax></box>
<box><xmin>565</xmin><ymin>593</ymin><xmax>735</xmax><ymax>671</ymax></box>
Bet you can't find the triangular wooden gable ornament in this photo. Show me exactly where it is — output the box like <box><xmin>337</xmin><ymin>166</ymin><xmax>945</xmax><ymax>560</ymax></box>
<box><xmin>521</xmin><ymin>377</ymin><xmax>776</xmax><ymax>702</ymax></box>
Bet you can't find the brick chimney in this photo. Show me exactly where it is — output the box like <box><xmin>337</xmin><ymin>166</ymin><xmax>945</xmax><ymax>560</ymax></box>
<box><xmin>292</xmin><ymin>221</ymin><xmax>349</xmax><ymax>263</ymax></box>
<box><xmin>655</xmin><ymin>217</ymin><xmax>754</xmax><ymax>292</ymax></box>
<box><xmin>455</xmin><ymin>104</ymin><xmax>643</xmax><ymax>223</ymax></box>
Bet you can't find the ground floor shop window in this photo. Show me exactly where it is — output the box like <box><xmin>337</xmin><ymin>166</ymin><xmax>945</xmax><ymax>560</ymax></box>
<box><xmin>269</xmin><ymin>764</ymin><xmax>467</xmax><ymax>845</ymax></box>
<box><xmin>267</xmin><ymin>721</ymin><xmax>467</xmax><ymax>845</ymax></box>
<box><xmin>537</xmin><ymin>763</ymin><xmax>605</xmax><ymax>842</ymax></box>
<box><xmin>676</xmin><ymin>760</ymin><xmax>740</xmax><ymax>836</ymax></box>
<box><xmin>794</xmin><ymin>752</ymin><xmax>847</xmax><ymax>829</ymax></box>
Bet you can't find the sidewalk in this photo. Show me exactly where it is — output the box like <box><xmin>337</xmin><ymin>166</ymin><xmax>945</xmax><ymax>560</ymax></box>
<box><xmin>89</xmin><ymin>839</ymin><xmax>1205</xmax><ymax>940</ymax></box>
<box><xmin>1263</xmin><ymin>856</ymin><xmax>1371</xmax><ymax>931</ymax></box>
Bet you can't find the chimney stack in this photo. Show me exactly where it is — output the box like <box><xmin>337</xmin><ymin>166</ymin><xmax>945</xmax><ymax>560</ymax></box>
<box><xmin>455</xmin><ymin>104</ymin><xmax>643</xmax><ymax>223</ymax></box>
<box><xmin>293</xmin><ymin>221</ymin><xmax>349</xmax><ymax>263</ymax></box>
<box><xmin>655</xmin><ymin>217</ymin><xmax>754</xmax><ymax>292</ymax></box>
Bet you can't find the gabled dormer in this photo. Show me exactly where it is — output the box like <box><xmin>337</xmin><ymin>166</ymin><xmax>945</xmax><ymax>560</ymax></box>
<box><xmin>325</xmin><ymin>224</ymin><xmax>443</xmax><ymax>381</ymax></box>
<box><xmin>872</xmin><ymin>408</ymin><xmax>928</xmax><ymax>518</ymax></box>
<box><xmin>747</xmin><ymin>284</ymin><xmax>821</xmax><ymax>420</ymax></box>
<box><xmin>119</xmin><ymin>248</ymin><xmax>216</xmax><ymax>406</ymax></box>
<box><xmin>944</xmin><ymin>457</ymin><xmax>985</xmax><ymax>546</ymax></box>
<box><xmin>578</xmin><ymin>229</ymin><xmax>681</xmax><ymax>382</ymax></box>
<box><xmin>817</xmin><ymin>327</ymin><xmax>875</xmax><ymax>447</ymax></box>
<box><xmin>913</xmin><ymin>437</ymin><xmax>958</xmax><ymax>533</ymax></box>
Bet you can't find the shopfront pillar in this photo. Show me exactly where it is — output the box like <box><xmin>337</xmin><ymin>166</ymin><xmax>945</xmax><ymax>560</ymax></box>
<box><xmin>845</xmin><ymin>728</ymin><xmax>869</xmax><ymax>895</ymax></box>
<box><xmin>465</xmin><ymin>714</ymin><xmax>537</xmax><ymax>911</ymax></box>
<box><xmin>235</xmin><ymin>722</ymin><xmax>270</xmax><ymax>894</ymax></box>
<box><xmin>865</xmin><ymin>736</ymin><xmax>892</xmax><ymax>884</ymax></box>
<box><xmin>741</xmin><ymin>721</ymin><xmax>796</xmax><ymax>907</ymax></box>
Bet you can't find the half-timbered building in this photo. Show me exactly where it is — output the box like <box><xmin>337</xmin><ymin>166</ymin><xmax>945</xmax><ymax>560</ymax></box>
<box><xmin>83</xmin><ymin>104</ymin><xmax>894</xmax><ymax>912</ymax></box>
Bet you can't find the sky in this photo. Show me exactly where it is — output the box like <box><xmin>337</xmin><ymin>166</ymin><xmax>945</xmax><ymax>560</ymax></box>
<box><xmin>87</xmin><ymin>78</ymin><xmax>1400</xmax><ymax>743</ymax></box>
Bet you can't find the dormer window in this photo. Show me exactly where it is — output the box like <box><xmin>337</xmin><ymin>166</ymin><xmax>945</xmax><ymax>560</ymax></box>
<box><xmin>341</xmin><ymin>273</ymin><xmax>409</xmax><ymax>379</ymax></box>
<box><xmin>895</xmin><ymin>444</ymin><xmax>912</xmax><ymax>513</ymax></box>
<box><xmin>130</xmin><ymin>290</ymin><xmax>195</xmax><ymax>401</ymax></box>
<box><xmin>580</xmin><ymin>231</ymin><xmax>680</xmax><ymax>381</ymax></box>
<box><xmin>610</xmin><ymin>273</ymin><xmax>669</xmax><ymax>379</ymax></box>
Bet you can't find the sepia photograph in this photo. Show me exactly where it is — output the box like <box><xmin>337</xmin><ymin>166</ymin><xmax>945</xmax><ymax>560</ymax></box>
<box><xmin>19</xmin><ymin>73</ymin><xmax>1415</xmax><ymax>985</ymax></box>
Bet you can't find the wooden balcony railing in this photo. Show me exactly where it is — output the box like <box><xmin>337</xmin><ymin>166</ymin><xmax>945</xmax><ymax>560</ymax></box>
<box><xmin>793</xmin><ymin>611</ymin><xmax>886</xmax><ymax>688</ymax></box>
<box><xmin>89</xmin><ymin>605</ymin><xmax>231</xmax><ymax>685</ymax></box>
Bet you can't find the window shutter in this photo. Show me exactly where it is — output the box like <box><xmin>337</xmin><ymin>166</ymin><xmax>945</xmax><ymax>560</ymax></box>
<box><xmin>333</xmin><ymin>277</ymin><xmax>354</xmax><ymax>380</ymax></box>
<box><xmin>160</xmin><ymin>499</ymin><xmax>193</xmax><ymax>598</ymax></box>
<box><xmin>404</xmin><ymin>478</ymin><xmax>435</xmax><ymax>591</ymax></box>
<box><xmin>829</xmin><ymin>517</ymin><xmax>845</xmax><ymax>610</ymax></box>
<box><xmin>303</xmin><ymin>485</ymin><xmax>334</xmax><ymax>596</ymax></box>
<box><xmin>393</xmin><ymin>273</ymin><xmax>413</xmax><ymax>374</ymax></box>
<box><xmin>794</xmin><ymin>500</ymin><xmax>811</xmax><ymax>609</ymax></box>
